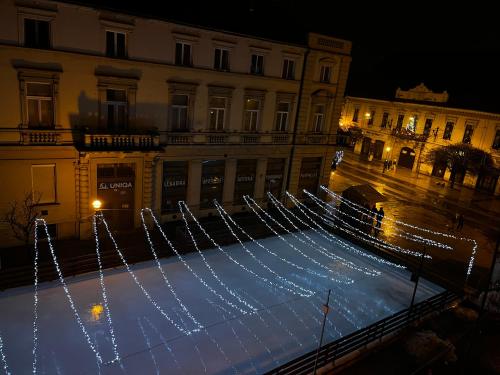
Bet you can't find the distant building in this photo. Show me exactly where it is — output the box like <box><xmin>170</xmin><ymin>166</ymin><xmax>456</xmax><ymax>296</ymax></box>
<box><xmin>0</xmin><ymin>0</ymin><xmax>351</xmax><ymax>246</ymax></box>
<box><xmin>340</xmin><ymin>83</ymin><xmax>500</xmax><ymax>195</ymax></box>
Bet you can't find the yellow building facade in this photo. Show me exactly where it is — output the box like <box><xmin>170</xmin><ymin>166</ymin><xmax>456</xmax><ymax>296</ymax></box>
<box><xmin>341</xmin><ymin>84</ymin><xmax>500</xmax><ymax>195</ymax></box>
<box><xmin>0</xmin><ymin>0</ymin><xmax>351</xmax><ymax>246</ymax></box>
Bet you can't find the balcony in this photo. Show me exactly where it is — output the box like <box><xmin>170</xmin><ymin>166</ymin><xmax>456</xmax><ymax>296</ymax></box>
<box><xmin>241</xmin><ymin>134</ymin><xmax>261</xmax><ymax>144</ymax></box>
<box><xmin>21</xmin><ymin>129</ymin><xmax>61</xmax><ymax>145</ymax></box>
<box><xmin>391</xmin><ymin>128</ymin><xmax>429</xmax><ymax>142</ymax></box>
<box><xmin>83</xmin><ymin>130</ymin><xmax>160</xmax><ymax>150</ymax></box>
<box><xmin>271</xmin><ymin>134</ymin><xmax>290</xmax><ymax>144</ymax></box>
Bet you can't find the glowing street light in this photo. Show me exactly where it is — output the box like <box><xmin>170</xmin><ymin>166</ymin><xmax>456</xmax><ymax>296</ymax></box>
<box><xmin>92</xmin><ymin>200</ymin><xmax>102</xmax><ymax>210</ymax></box>
<box><xmin>386</xmin><ymin>147</ymin><xmax>391</xmax><ymax>152</ymax></box>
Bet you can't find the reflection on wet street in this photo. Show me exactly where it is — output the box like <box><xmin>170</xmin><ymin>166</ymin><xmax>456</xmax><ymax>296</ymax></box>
<box><xmin>327</xmin><ymin>152</ymin><xmax>500</xmax><ymax>289</ymax></box>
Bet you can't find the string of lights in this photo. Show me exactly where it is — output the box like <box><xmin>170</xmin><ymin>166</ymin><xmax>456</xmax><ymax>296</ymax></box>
<box><xmin>32</xmin><ymin>219</ymin><xmax>40</xmax><ymax>375</ymax></box>
<box><xmin>213</xmin><ymin>200</ymin><xmax>314</xmax><ymax>297</ymax></box>
<box><xmin>319</xmin><ymin>187</ymin><xmax>452</xmax><ymax>249</ymax></box>
<box><xmin>320</xmin><ymin>186</ymin><xmax>478</xmax><ymax>277</ymax></box>
<box><xmin>143</xmin><ymin>208</ymin><xmax>250</xmax><ymax>315</ymax></box>
<box><xmin>179</xmin><ymin>201</ymin><xmax>258</xmax><ymax>313</ymax></box>
<box><xmin>139</xmin><ymin>209</ymin><xmax>204</xmax><ymax>332</ymax></box>
<box><xmin>0</xmin><ymin>333</ymin><xmax>11</xmax><ymax>375</ymax></box>
<box><xmin>92</xmin><ymin>215</ymin><xmax>120</xmax><ymax>363</ymax></box>
<box><xmin>99</xmin><ymin>214</ymin><xmax>192</xmax><ymax>335</ymax></box>
<box><xmin>304</xmin><ymin>190</ymin><xmax>432</xmax><ymax>258</ymax></box>
<box><xmin>143</xmin><ymin>316</ymin><xmax>183</xmax><ymax>372</ymax></box>
<box><xmin>267</xmin><ymin>193</ymin><xmax>382</xmax><ymax>276</ymax></box>
<box><xmin>213</xmin><ymin>200</ymin><xmax>330</xmax><ymax>281</ymax></box>
<box><xmin>244</xmin><ymin>195</ymin><xmax>353</xmax><ymax>284</ymax></box>
<box><xmin>137</xmin><ymin>317</ymin><xmax>160</xmax><ymax>375</ymax></box>
<box><xmin>34</xmin><ymin>218</ymin><xmax>103</xmax><ymax>364</ymax></box>
<box><xmin>284</xmin><ymin>191</ymin><xmax>404</xmax><ymax>269</ymax></box>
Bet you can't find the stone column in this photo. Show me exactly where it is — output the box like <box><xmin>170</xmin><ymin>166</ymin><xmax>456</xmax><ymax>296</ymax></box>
<box><xmin>78</xmin><ymin>157</ymin><xmax>91</xmax><ymax>239</ymax></box>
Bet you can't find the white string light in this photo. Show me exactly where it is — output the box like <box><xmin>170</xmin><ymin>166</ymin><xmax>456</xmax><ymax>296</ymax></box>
<box><xmin>92</xmin><ymin>215</ymin><xmax>120</xmax><ymax>363</ymax></box>
<box><xmin>0</xmin><ymin>333</ymin><xmax>11</xmax><ymax>375</ymax></box>
<box><xmin>284</xmin><ymin>191</ymin><xmax>404</xmax><ymax>269</ymax></box>
<box><xmin>304</xmin><ymin>190</ymin><xmax>432</xmax><ymax>259</ymax></box>
<box><xmin>319</xmin><ymin>187</ymin><xmax>452</xmax><ymax>250</ymax></box>
<box><xmin>212</xmin><ymin>200</ymin><xmax>314</xmax><ymax>297</ymax></box>
<box><xmin>98</xmin><ymin>214</ymin><xmax>192</xmax><ymax>335</ymax></box>
<box><xmin>143</xmin><ymin>316</ymin><xmax>183</xmax><ymax>372</ymax></box>
<box><xmin>143</xmin><ymin>208</ymin><xmax>249</xmax><ymax>315</ymax></box>
<box><xmin>243</xmin><ymin>195</ymin><xmax>353</xmax><ymax>285</ymax></box>
<box><xmin>179</xmin><ymin>201</ymin><xmax>258</xmax><ymax>313</ymax></box>
<box><xmin>213</xmin><ymin>200</ymin><xmax>330</xmax><ymax>282</ymax></box>
<box><xmin>320</xmin><ymin>186</ymin><xmax>478</xmax><ymax>277</ymax></box>
<box><xmin>34</xmin><ymin>218</ymin><xmax>103</xmax><ymax>364</ymax></box>
<box><xmin>266</xmin><ymin>193</ymin><xmax>382</xmax><ymax>276</ymax></box>
<box><xmin>139</xmin><ymin>209</ymin><xmax>203</xmax><ymax>332</ymax></box>
<box><xmin>137</xmin><ymin>318</ymin><xmax>160</xmax><ymax>375</ymax></box>
<box><xmin>32</xmin><ymin>219</ymin><xmax>40</xmax><ymax>375</ymax></box>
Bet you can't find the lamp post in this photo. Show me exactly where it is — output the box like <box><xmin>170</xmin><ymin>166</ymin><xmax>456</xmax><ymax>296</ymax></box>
<box><xmin>313</xmin><ymin>289</ymin><xmax>331</xmax><ymax>375</ymax></box>
<box><xmin>409</xmin><ymin>245</ymin><xmax>427</xmax><ymax>317</ymax></box>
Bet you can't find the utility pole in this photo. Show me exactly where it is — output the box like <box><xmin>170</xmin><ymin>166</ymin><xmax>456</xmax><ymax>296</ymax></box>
<box><xmin>409</xmin><ymin>246</ymin><xmax>427</xmax><ymax>316</ymax></box>
<box><xmin>313</xmin><ymin>289</ymin><xmax>331</xmax><ymax>375</ymax></box>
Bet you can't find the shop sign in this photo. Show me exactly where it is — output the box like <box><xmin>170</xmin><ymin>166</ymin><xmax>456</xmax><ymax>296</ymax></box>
<box><xmin>98</xmin><ymin>181</ymin><xmax>133</xmax><ymax>190</ymax></box>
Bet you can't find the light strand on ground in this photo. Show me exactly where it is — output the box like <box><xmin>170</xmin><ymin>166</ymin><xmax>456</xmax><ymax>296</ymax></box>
<box><xmin>213</xmin><ymin>200</ymin><xmax>313</xmax><ymax>297</ymax></box>
<box><xmin>137</xmin><ymin>318</ymin><xmax>160</xmax><ymax>375</ymax></box>
<box><xmin>320</xmin><ymin>186</ymin><xmax>478</xmax><ymax>277</ymax></box>
<box><xmin>0</xmin><ymin>333</ymin><xmax>11</xmax><ymax>375</ymax></box>
<box><xmin>244</xmin><ymin>195</ymin><xmax>353</xmax><ymax>285</ymax></box>
<box><xmin>143</xmin><ymin>208</ymin><xmax>249</xmax><ymax>315</ymax></box>
<box><xmin>143</xmin><ymin>316</ymin><xmax>183</xmax><ymax>372</ymax></box>
<box><xmin>179</xmin><ymin>201</ymin><xmax>257</xmax><ymax>312</ymax></box>
<box><xmin>285</xmin><ymin>191</ymin><xmax>404</xmax><ymax>269</ymax></box>
<box><xmin>320</xmin><ymin>187</ymin><xmax>452</xmax><ymax>249</ymax></box>
<box><xmin>304</xmin><ymin>190</ymin><xmax>431</xmax><ymax>258</ymax></box>
<box><xmin>35</xmin><ymin>218</ymin><xmax>103</xmax><ymax>364</ymax></box>
<box><xmin>139</xmin><ymin>209</ymin><xmax>203</xmax><ymax>332</ymax></box>
<box><xmin>267</xmin><ymin>193</ymin><xmax>381</xmax><ymax>276</ymax></box>
<box><xmin>92</xmin><ymin>215</ymin><xmax>120</xmax><ymax>363</ymax></box>
<box><xmin>213</xmin><ymin>200</ymin><xmax>330</xmax><ymax>281</ymax></box>
<box><xmin>98</xmin><ymin>213</ymin><xmax>192</xmax><ymax>335</ymax></box>
<box><xmin>32</xmin><ymin>219</ymin><xmax>40</xmax><ymax>375</ymax></box>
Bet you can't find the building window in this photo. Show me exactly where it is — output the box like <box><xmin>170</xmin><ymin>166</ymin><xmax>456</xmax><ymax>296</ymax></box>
<box><xmin>162</xmin><ymin>161</ymin><xmax>188</xmax><ymax>213</ymax></box>
<box><xmin>367</xmin><ymin>110</ymin><xmax>375</xmax><ymax>126</ymax></box>
<box><xmin>443</xmin><ymin>121</ymin><xmax>454</xmax><ymax>140</ymax></box>
<box><xmin>26</xmin><ymin>82</ymin><xmax>54</xmax><ymax>128</ymax></box>
<box><xmin>320</xmin><ymin>66</ymin><xmax>331</xmax><ymax>83</ymax></box>
<box><xmin>462</xmin><ymin>124</ymin><xmax>474</xmax><ymax>144</ymax></box>
<box><xmin>106</xmin><ymin>89</ymin><xmax>127</xmax><ymax>130</ymax></box>
<box><xmin>24</xmin><ymin>18</ymin><xmax>50</xmax><ymax>49</ymax></box>
<box><xmin>171</xmin><ymin>94</ymin><xmax>189</xmax><ymax>131</ymax></box>
<box><xmin>106</xmin><ymin>31</ymin><xmax>127</xmax><ymax>58</ymax></box>
<box><xmin>175</xmin><ymin>42</ymin><xmax>192</xmax><ymax>66</ymax></box>
<box><xmin>214</xmin><ymin>48</ymin><xmax>229</xmax><ymax>71</ymax></box>
<box><xmin>396</xmin><ymin>114</ymin><xmax>404</xmax><ymax>130</ymax></box>
<box><xmin>493</xmin><ymin>130</ymin><xmax>500</xmax><ymax>150</ymax></box>
<box><xmin>380</xmin><ymin>112</ymin><xmax>389</xmax><ymax>128</ymax></box>
<box><xmin>208</xmin><ymin>97</ymin><xmax>226</xmax><ymax>131</ymax></box>
<box><xmin>275</xmin><ymin>102</ymin><xmax>290</xmax><ymax>132</ymax></box>
<box><xmin>312</xmin><ymin>104</ymin><xmax>325</xmax><ymax>132</ymax></box>
<box><xmin>423</xmin><ymin>118</ymin><xmax>433</xmax><ymax>136</ymax></box>
<box><xmin>298</xmin><ymin>157</ymin><xmax>322</xmax><ymax>198</ymax></box>
<box><xmin>234</xmin><ymin>159</ymin><xmax>257</xmax><ymax>205</ymax></box>
<box><xmin>266</xmin><ymin>158</ymin><xmax>285</xmax><ymax>199</ymax></box>
<box><xmin>244</xmin><ymin>99</ymin><xmax>260</xmax><ymax>131</ymax></box>
<box><xmin>32</xmin><ymin>164</ymin><xmax>56</xmax><ymax>204</ymax></box>
<box><xmin>200</xmin><ymin>160</ymin><xmax>225</xmax><ymax>209</ymax></box>
<box><xmin>250</xmin><ymin>54</ymin><xmax>264</xmax><ymax>75</ymax></box>
<box><xmin>282</xmin><ymin>59</ymin><xmax>295</xmax><ymax>79</ymax></box>
<box><xmin>352</xmin><ymin>107</ymin><xmax>359</xmax><ymax>123</ymax></box>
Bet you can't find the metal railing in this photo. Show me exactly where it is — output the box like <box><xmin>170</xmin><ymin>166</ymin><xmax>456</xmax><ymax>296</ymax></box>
<box><xmin>265</xmin><ymin>290</ymin><xmax>459</xmax><ymax>375</ymax></box>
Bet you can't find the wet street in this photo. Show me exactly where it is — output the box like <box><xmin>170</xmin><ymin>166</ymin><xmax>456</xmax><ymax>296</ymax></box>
<box><xmin>327</xmin><ymin>150</ymin><xmax>500</xmax><ymax>289</ymax></box>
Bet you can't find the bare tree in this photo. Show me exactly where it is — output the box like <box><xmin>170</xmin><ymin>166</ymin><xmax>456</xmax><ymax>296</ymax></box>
<box><xmin>4</xmin><ymin>192</ymin><xmax>41</xmax><ymax>245</ymax></box>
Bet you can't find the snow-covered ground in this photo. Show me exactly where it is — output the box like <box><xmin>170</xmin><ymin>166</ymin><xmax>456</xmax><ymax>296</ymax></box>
<box><xmin>0</xmin><ymin>229</ymin><xmax>443</xmax><ymax>375</ymax></box>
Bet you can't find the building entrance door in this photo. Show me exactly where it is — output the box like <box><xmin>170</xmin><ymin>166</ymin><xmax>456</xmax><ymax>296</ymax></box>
<box><xmin>398</xmin><ymin>147</ymin><xmax>416</xmax><ymax>169</ymax></box>
<box><xmin>374</xmin><ymin>140</ymin><xmax>385</xmax><ymax>160</ymax></box>
<box><xmin>361</xmin><ymin>137</ymin><xmax>372</xmax><ymax>156</ymax></box>
<box><xmin>97</xmin><ymin>163</ymin><xmax>135</xmax><ymax>230</ymax></box>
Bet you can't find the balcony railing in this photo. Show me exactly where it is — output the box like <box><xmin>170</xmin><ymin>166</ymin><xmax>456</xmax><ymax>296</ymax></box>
<box><xmin>241</xmin><ymin>134</ymin><xmax>260</xmax><ymax>144</ymax></box>
<box><xmin>84</xmin><ymin>132</ymin><xmax>160</xmax><ymax>150</ymax></box>
<box><xmin>21</xmin><ymin>129</ymin><xmax>61</xmax><ymax>145</ymax></box>
<box><xmin>271</xmin><ymin>134</ymin><xmax>290</xmax><ymax>144</ymax></box>
<box><xmin>391</xmin><ymin>128</ymin><xmax>429</xmax><ymax>142</ymax></box>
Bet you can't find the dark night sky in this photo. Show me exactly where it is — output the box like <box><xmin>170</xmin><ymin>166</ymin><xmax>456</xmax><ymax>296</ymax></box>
<box><xmin>72</xmin><ymin>0</ymin><xmax>500</xmax><ymax>113</ymax></box>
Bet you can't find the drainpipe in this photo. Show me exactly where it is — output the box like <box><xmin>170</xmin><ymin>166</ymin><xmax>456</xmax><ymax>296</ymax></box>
<box><xmin>284</xmin><ymin>47</ymin><xmax>310</xmax><ymax>200</ymax></box>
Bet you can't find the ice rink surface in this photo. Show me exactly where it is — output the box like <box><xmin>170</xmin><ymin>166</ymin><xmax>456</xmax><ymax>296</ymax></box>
<box><xmin>0</xmin><ymin>229</ymin><xmax>443</xmax><ymax>374</ymax></box>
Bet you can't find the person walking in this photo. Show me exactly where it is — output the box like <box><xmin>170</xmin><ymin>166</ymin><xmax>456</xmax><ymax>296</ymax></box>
<box><xmin>456</xmin><ymin>213</ymin><xmax>464</xmax><ymax>231</ymax></box>
<box><xmin>393</xmin><ymin>158</ymin><xmax>397</xmax><ymax>172</ymax></box>
<box><xmin>370</xmin><ymin>205</ymin><xmax>378</xmax><ymax>234</ymax></box>
<box><xmin>375</xmin><ymin>207</ymin><xmax>385</xmax><ymax>237</ymax></box>
<box><xmin>382</xmin><ymin>160</ymin><xmax>388</xmax><ymax>173</ymax></box>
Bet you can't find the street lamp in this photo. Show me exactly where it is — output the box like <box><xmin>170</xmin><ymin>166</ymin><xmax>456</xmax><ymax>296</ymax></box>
<box><xmin>92</xmin><ymin>199</ymin><xmax>102</xmax><ymax>210</ymax></box>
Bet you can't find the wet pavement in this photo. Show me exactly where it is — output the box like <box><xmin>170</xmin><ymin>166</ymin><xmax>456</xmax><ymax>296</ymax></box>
<box><xmin>327</xmin><ymin>150</ymin><xmax>500</xmax><ymax>290</ymax></box>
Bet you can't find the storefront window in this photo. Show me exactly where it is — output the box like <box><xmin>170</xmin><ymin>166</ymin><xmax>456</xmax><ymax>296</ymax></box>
<box><xmin>162</xmin><ymin>161</ymin><xmax>188</xmax><ymax>213</ymax></box>
<box><xmin>234</xmin><ymin>159</ymin><xmax>257</xmax><ymax>204</ymax></box>
<box><xmin>298</xmin><ymin>157</ymin><xmax>322</xmax><ymax>198</ymax></box>
<box><xmin>200</xmin><ymin>160</ymin><xmax>225</xmax><ymax>209</ymax></box>
<box><xmin>266</xmin><ymin>158</ymin><xmax>285</xmax><ymax>199</ymax></box>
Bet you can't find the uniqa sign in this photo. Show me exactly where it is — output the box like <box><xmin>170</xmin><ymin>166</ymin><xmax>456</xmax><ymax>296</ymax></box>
<box><xmin>98</xmin><ymin>181</ymin><xmax>133</xmax><ymax>190</ymax></box>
